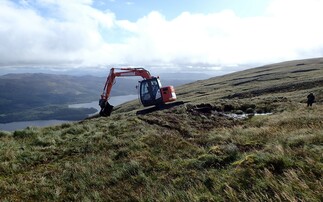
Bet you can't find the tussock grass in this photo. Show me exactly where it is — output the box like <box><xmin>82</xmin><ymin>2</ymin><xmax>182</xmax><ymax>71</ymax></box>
<box><xmin>1</xmin><ymin>58</ymin><xmax>323</xmax><ymax>201</ymax></box>
<box><xmin>0</xmin><ymin>102</ymin><xmax>322</xmax><ymax>201</ymax></box>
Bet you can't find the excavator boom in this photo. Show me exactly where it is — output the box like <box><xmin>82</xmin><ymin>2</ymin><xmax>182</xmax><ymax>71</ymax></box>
<box><xmin>101</xmin><ymin>68</ymin><xmax>152</xmax><ymax>100</ymax></box>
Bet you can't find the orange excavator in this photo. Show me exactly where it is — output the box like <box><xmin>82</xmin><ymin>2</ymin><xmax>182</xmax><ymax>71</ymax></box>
<box><xmin>99</xmin><ymin>67</ymin><xmax>177</xmax><ymax>116</ymax></box>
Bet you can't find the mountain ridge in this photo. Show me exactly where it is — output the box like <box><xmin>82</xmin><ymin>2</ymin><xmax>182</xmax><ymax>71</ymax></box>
<box><xmin>0</xmin><ymin>72</ymin><xmax>196</xmax><ymax>123</ymax></box>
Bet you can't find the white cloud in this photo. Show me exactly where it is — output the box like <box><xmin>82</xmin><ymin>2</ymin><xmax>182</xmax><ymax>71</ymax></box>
<box><xmin>0</xmin><ymin>0</ymin><xmax>115</xmax><ymax>67</ymax></box>
<box><xmin>1</xmin><ymin>0</ymin><xmax>323</xmax><ymax>74</ymax></box>
<box><xmin>117</xmin><ymin>0</ymin><xmax>323</xmax><ymax>71</ymax></box>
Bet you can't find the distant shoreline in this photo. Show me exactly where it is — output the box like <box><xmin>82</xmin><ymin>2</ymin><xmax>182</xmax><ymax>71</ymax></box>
<box><xmin>0</xmin><ymin>94</ymin><xmax>138</xmax><ymax>131</ymax></box>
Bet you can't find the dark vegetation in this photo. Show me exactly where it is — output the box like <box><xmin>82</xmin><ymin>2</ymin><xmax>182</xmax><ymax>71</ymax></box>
<box><xmin>0</xmin><ymin>58</ymin><xmax>322</xmax><ymax>201</ymax></box>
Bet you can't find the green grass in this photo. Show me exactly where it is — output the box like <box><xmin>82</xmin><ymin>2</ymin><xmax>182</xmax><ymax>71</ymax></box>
<box><xmin>0</xmin><ymin>102</ymin><xmax>322</xmax><ymax>201</ymax></box>
<box><xmin>0</xmin><ymin>58</ymin><xmax>323</xmax><ymax>201</ymax></box>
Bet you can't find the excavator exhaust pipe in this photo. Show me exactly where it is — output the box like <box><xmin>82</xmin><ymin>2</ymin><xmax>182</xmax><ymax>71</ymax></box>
<box><xmin>99</xmin><ymin>100</ymin><xmax>114</xmax><ymax>117</ymax></box>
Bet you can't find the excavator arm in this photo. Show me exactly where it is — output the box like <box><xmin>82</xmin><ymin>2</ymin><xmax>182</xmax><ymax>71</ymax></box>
<box><xmin>100</xmin><ymin>68</ymin><xmax>152</xmax><ymax>100</ymax></box>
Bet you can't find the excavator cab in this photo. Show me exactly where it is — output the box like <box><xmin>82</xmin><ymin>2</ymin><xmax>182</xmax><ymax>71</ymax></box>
<box><xmin>139</xmin><ymin>78</ymin><xmax>163</xmax><ymax>107</ymax></box>
<box><xmin>139</xmin><ymin>77</ymin><xmax>177</xmax><ymax>107</ymax></box>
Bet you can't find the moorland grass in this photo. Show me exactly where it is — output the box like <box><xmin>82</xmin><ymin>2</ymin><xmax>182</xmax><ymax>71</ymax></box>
<box><xmin>1</xmin><ymin>58</ymin><xmax>323</xmax><ymax>201</ymax></box>
<box><xmin>0</xmin><ymin>102</ymin><xmax>322</xmax><ymax>201</ymax></box>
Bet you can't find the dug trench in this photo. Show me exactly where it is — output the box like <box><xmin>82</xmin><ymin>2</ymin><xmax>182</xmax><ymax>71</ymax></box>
<box><xmin>136</xmin><ymin>102</ymin><xmax>272</xmax><ymax>153</ymax></box>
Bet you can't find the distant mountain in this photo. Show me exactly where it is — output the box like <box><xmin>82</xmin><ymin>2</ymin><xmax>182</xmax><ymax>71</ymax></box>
<box><xmin>0</xmin><ymin>72</ymin><xmax>199</xmax><ymax>122</ymax></box>
<box><xmin>158</xmin><ymin>72</ymin><xmax>212</xmax><ymax>80</ymax></box>
<box><xmin>0</xmin><ymin>73</ymin><xmax>101</xmax><ymax>114</ymax></box>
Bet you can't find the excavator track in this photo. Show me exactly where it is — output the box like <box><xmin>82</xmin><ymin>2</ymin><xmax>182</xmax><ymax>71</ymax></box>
<box><xmin>136</xmin><ymin>101</ymin><xmax>185</xmax><ymax>115</ymax></box>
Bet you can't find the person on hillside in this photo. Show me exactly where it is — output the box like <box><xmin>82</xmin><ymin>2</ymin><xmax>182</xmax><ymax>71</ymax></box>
<box><xmin>307</xmin><ymin>92</ymin><xmax>315</xmax><ymax>107</ymax></box>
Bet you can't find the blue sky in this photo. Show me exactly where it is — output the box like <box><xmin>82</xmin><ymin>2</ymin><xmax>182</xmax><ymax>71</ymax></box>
<box><xmin>92</xmin><ymin>0</ymin><xmax>271</xmax><ymax>20</ymax></box>
<box><xmin>1</xmin><ymin>0</ymin><xmax>323</xmax><ymax>74</ymax></box>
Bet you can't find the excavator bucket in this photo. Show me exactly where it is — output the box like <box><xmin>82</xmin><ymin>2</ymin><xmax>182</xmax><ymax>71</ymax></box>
<box><xmin>99</xmin><ymin>101</ymin><xmax>114</xmax><ymax>117</ymax></box>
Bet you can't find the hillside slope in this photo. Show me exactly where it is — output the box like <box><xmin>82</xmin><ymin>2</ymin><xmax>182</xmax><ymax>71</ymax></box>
<box><xmin>0</xmin><ymin>58</ymin><xmax>322</xmax><ymax>201</ymax></box>
<box><xmin>116</xmin><ymin>57</ymin><xmax>323</xmax><ymax>114</ymax></box>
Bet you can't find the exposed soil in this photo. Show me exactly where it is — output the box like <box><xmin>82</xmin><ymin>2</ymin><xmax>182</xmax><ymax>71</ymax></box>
<box><xmin>137</xmin><ymin>104</ymin><xmax>242</xmax><ymax>138</ymax></box>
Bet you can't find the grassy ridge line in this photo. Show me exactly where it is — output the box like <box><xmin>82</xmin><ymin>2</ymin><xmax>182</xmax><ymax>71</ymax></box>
<box><xmin>174</xmin><ymin>58</ymin><xmax>323</xmax><ymax>104</ymax></box>
<box><xmin>0</xmin><ymin>102</ymin><xmax>322</xmax><ymax>201</ymax></box>
<box><xmin>114</xmin><ymin>57</ymin><xmax>323</xmax><ymax>115</ymax></box>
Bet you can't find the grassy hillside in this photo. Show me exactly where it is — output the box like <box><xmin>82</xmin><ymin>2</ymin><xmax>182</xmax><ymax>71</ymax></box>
<box><xmin>0</xmin><ymin>58</ymin><xmax>322</xmax><ymax>201</ymax></box>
